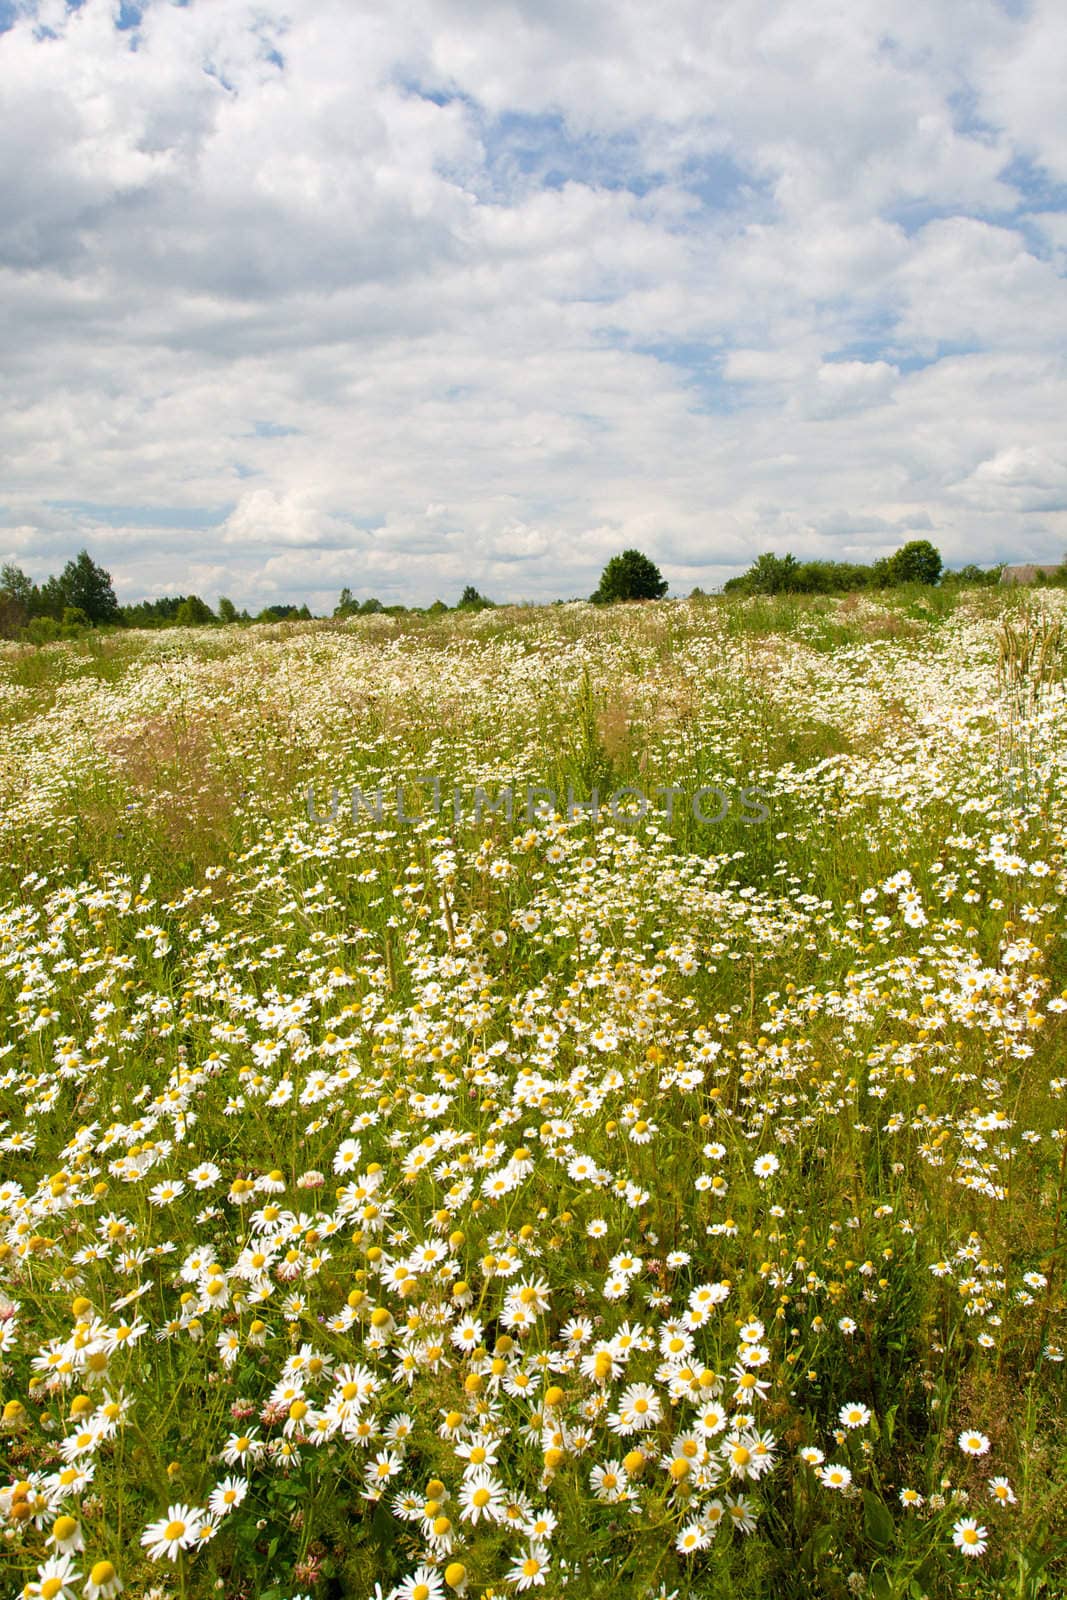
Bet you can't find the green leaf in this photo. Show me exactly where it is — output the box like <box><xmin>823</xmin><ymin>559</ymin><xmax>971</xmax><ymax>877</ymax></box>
<box><xmin>801</xmin><ymin>1522</ymin><xmax>835</xmax><ymax>1573</ymax></box>
<box><xmin>864</xmin><ymin>1490</ymin><xmax>895</xmax><ymax>1550</ymax></box>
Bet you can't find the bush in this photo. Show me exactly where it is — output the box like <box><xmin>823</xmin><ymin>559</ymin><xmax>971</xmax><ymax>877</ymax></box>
<box><xmin>22</xmin><ymin>616</ymin><xmax>64</xmax><ymax>644</ymax></box>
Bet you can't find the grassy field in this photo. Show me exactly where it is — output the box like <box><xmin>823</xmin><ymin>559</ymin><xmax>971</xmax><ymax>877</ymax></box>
<box><xmin>1</xmin><ymin>587</ymin><xmax>1065</xmax><ymax>1600</ymax></box>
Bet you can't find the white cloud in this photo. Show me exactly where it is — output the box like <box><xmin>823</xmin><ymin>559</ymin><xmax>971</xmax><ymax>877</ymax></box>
<box><xmin>1</xmin><ymin>0</ymin><xmax>1065</xmax><ymax>608</ymax></box>
<box><xmin>805</xmin><ymin>360</ymin><xmax>901</xmax><ymax>419</ymax></box>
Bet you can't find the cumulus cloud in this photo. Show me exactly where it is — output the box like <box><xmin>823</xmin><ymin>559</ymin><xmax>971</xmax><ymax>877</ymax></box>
<box><xmin>1</xmin><ymin>0</ymin><xmax>1066</xmax><ymax>610</ymax></box>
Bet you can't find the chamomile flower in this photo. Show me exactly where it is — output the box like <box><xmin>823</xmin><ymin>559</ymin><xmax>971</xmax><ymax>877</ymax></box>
<box><xmin>140</xmin><ymin>1504</ymin><xmax>199</xmax><ymax>1562</ymax></box>
<box><xmin>84</xmin><ymin>1560</ymin><xmax>123</xmax><ymax>1600</ymax></box>
<box><xmin>506</xmin><ymin>1544</ymin><xmax>551</xmax><ymax>1590</ymax></box>
<box><xmin>952</xmin><ymin>1517</ymin><xmax>988</xmax><ymax>1557</ymax></box>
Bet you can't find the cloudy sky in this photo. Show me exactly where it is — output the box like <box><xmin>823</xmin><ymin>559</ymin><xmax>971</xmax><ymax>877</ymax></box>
<box><xmin>2</xmin><ymin>0</ymin><xmax>1066</xmax><ymax>610</ymax></box>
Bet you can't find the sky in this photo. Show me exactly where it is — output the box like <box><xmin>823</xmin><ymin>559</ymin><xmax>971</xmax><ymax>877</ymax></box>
<box><xmin>2</xmin><ymin>0</ymin><xmax>1067</xmax><ymax>611</ymax></box>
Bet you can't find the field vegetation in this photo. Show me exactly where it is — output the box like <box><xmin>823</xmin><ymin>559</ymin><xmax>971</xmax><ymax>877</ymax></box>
<box><xmin>1</xmin><ymin>587</ymin><xmax>1065</xmax><ymax>1600</ymax></box>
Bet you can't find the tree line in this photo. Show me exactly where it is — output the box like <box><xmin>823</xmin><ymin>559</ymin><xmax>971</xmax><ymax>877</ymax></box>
<box><xmin>0</xmin><ymin>551</ymin><xmax>316</xmax><ymax>642</ymax></box>
<box><xmin>726</xmin><ymin>540</ymin><xmax>968</xmax><ymax>596</ymax></box>
<box><xmin>0</xmin><ymin>541</ymin><xmax>1047</xmax><ymax>642</ymax></box>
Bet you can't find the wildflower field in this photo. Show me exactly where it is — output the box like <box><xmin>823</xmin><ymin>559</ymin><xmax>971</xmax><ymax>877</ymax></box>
<box><xmin>2</xmin><ymin>587</ymin><xmax>1066</xmax><ymax>1600</ymax></box>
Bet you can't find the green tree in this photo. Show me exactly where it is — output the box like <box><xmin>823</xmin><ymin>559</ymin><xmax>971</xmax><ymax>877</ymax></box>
<box><xmin>119</xmin><ymin>596</ymin><xmax>186</xmax><ymax>628</ymax></box>
<box><xmin>886</xmin><ymin>539</ymin><xmax>942</xmax><ymax>586</ymax></box>
<box><xmin>37</xmin><ymin>574</ymin><xmax>67</xmax><ymax>620</ymax></box>
<box><xmin>175</xmin><ymin>595</ymin><xmax>216</xmax><ymax>626</ymax></box>
<box><xmin>217</xmin><ymin>596</ymin><xmax>238</xmax><ymax>624</ymax></box>
<box><xmin>58</xmin><ymin>550</ymin><xmax>120</xmax><ymax>624</ymax></box>
<box><xmin>591</xmin><ymin>549</ymin><xmax>668</xmax><ymax>604</ymax></box>
<box><xmin>457</xmin><ymin>585</ymin><xmax>494</xmax><ymax>610</ymax></box>
<box><xmin>0</xmin><ymin>562</ymin><xmax>35</xmax><ymax>608</ymax></box>
<box><xmin>745</xmin><ymin>552</ymin><xmax>801</xmax><ymax>595</ymax></box>
<box><xmin>61</xmin><ymin>605</ymin><xmax>90</xmax><ymax>630</ymax></box>
<box><xmin>0</xmin><ymin>563</ymin><xmax>34</xmax><ymax>636</ymax></box>
<box><xmin>944</xmin><ymin>563</ymin><xmax>1001</xmax><ymax>587</ymax></box>
<box><xmin>334</xmin><ymin>587</ymin><xmax>357</xmax><ymax>618</ymax></box>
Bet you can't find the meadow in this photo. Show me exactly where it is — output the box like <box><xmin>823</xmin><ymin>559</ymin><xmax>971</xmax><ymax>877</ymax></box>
<box><xmin>0</xmin><ymin>586</ymin><xmax>1065</xmax><ymax>1600</ymax></box>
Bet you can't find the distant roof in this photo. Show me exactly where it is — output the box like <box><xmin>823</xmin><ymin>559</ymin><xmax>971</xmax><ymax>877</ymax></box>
<box><xmin>999</xmin><ymin>563</ymin><xmax>1064</xmax><ymax>584</ymax></box>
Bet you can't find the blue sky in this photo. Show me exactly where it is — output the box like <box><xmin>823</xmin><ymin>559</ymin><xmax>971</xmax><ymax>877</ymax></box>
<box><xmin>1</xmin><ymin>0</ymin><xmax>1066</xmax><ymax>609</ymax></box>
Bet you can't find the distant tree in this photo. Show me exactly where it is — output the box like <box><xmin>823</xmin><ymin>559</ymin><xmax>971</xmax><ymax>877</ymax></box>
<box><xmin>427</xmin><ymin>599</ymin><xmax>448</xmax><ymax>615</ymax></box>
<box><xmin>175</xmin><ymin>595</ymin><xmax>216</xmax><ymax>627</ymax></box>
<box><xmin>1</xmin><ymin>562</ymin><xmax>35</xmax><ymax>608</ymax></box>
<box><xmin>58</xmin><ymin>550</ymin><xmax>120</xmax><ymax>624</ymax></box>
<box><xmin>886</xmin><ymin>539</ymin><xmax>942</xmax><ymax>586</ymax></box>
<box><xmin>688</xmin><ymin>586</ymin><xmax>707</xmax><ymax>600</ymax></box>
<box><xmin>61</xmin><ymin>605</ymin><xmax>90</xmax><ymax>630</ymax></box>
<box><xmin>36</xmin><ymin>574</ymin><xmax>67</xmax><ymax>620</ymax></box>
<box><xmin>457</xmin><ymin>585</ymin><xmax>494</xmax><ymax>610</ymax></box>
<box><xmin>217</xmin><ymin>596</ymin><xmax>238</xmax><ymax>624</ymax></box>
<box><xmin>744</xmin><ymin>552</ymin><xmax>801</xmax><ymax>595</ymax></box>
<box><xmin>592</xmin><ymin>549</ymin><xmax>668</xmax><ymax>604</ymax></box>
<box><xmin>0</xmin><ymin>595</ymin><xmax>26</xmax><ymax>638</ymax></box>
<box><xmin>334</xmin><ymin>587</ymin><xmax>358</xmax><ymax>618</ymax></box>
<box><xmin>0</xmin><ymin>563</ymin><xmax>34</xmax><ymax>637</ymax></box>
<box><xmin>359</xmin><ymin>597</ymin><xmax>384</xmax><ymax>614</ymax></box>
<box><xmin>944</xmin><ymin>563</ymin><xmax>1002</xmax><ymax>587</ymax></box>
<box><xmin>119</xmin><ymin>596</ymin><xmax>186</xmax><ymax>628</ymax></box>
<box><xmin>256</xmin><ymin>604</ymin><xmax>300</xmax><ymax>622</ymax></box>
